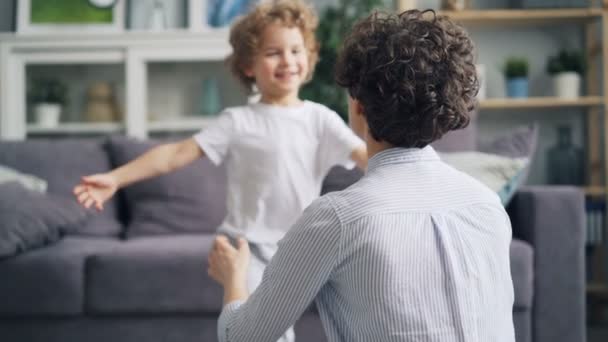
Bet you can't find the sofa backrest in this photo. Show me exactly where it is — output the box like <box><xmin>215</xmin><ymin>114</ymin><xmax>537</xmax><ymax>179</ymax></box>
<box><xmin>322</xmin><ymin>110</ymin><xmax>479</xmax><ymax>194</ymax></box>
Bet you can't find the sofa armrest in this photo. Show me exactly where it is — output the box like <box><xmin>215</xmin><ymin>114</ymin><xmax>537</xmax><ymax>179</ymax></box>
<box><xmin>507</xmin><ymin>186</ymin><xmax>586</xmax><ymax>342</ymax></box>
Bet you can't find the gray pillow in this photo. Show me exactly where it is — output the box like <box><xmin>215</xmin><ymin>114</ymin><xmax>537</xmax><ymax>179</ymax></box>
<box><xmin>0</xmin><ymin>182</ymin><xmax>91</xmax><ymax>259</ymax></box>
<box><xmin>105</xmin><ymin>137</ymin><xmax>227</xmax><ymax>238</ymax></box>
<box><xmin>0</xmin><ymin>139</ymin><xmax>123</xmax><ymax>236</ymax></box>
<box><xmin>439</xmin><ymin>151</ymin><xmax>528</xmax><ymax>205</ymax></box>
<box><xmin>478</xmin><ymin>123</ymin><xmax>539</xmax><ymax>189</ymax></box>
<box><xmin>0</xmin><ymin>165</ymin><xmax>47</xmax><ymax>192</ymax></box>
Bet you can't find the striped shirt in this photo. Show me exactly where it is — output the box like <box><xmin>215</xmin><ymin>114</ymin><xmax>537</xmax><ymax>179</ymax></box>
<box><xmin>218</xmin><ymin>146</ymin><xmax>515</xmax><ymax>342</ymax></box>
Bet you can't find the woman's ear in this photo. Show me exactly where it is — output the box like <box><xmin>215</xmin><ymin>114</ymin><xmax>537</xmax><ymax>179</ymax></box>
<box><xmin>348</xmin><ymin>97</ymin><xmax>367</xmax><ymax>140</ymax></box>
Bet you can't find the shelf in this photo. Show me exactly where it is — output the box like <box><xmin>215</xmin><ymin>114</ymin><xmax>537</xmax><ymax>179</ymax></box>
<box><xmin>479</xmin><ymin>96</ymin><xmax>604</xmax><ymax>110</ymax></box>
<box><xmin>438</xmin><ymin>8</ymin><xmax>603</xmax><ymax>25</ymax></box>
<box><xmin>584</xmin><ymin>186</ymin><xmax>607</xmax><ymax>197</ymax></box>
<box><xmin>27</xmin><ymin>122</ymin><xmax>123</xmax><ymax>134</ymax></box>
<box><xmin>588</xmin><ymin>283</ymin><xmax>608</xmax><ymax>298</ymax></box>
<box><xmin>147</xmin><ymin>116</ymin><xmax>217</xmax><ymax>132</ymax></box>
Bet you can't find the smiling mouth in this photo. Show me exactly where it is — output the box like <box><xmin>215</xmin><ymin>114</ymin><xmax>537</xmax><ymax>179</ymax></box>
<box><xmin>275</xmin><ymin>72</ymin><xmax>299</xmax><ymax>80</ymax></box>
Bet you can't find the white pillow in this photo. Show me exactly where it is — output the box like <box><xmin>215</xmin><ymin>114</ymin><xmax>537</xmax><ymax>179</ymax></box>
<box><xmin>440</xmin><ymin>151</ymin><xmax>528</xmax><ymax>205</ymax></box>
<box><xmin>0</xmin><ymin>165</ymin><xmax>47</xmax><ymax>193</ymax></box>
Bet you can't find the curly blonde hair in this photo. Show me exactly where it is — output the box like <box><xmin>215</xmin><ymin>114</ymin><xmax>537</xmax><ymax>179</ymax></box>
<box><xmin>226</xmin><ymin>0</ymin><xmax>320</xmax><ymax>93</ymax></box>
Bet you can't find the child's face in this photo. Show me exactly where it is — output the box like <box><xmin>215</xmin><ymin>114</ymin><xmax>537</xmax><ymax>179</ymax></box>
<box><xmin>245</xmin><ymin>23</ymin><xmax>309</xmax><ymax>102</ymax></box>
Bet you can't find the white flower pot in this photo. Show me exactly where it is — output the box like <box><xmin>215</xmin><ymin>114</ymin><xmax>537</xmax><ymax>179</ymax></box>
<box><xmin>552</xmin><ymin>72</ymin><xmax>581</xmax><ymax>99</ymax></box>
<box><xmin>34</xmin><ymin>103</ymin><xmax>61</xmax><ymax>128</ymax></box>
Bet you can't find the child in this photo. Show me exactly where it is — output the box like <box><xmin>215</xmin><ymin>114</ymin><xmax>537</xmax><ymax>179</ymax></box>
<box><xmin>73</xmin><ymin>1</ymin><xmax>366</xmax><ymax>341</ymax></box>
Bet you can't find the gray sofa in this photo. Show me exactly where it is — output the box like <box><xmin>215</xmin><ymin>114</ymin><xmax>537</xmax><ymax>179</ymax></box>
<box><xmin>0</xmin><ymin>135</ymin><xmax>585</xmax><ymax>342</ymax></box>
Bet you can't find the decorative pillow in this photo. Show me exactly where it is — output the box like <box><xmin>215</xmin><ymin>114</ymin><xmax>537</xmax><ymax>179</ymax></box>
<box><xmin>440</xmin><ymin>152</ymin><xmax>529</xmax><ymax>205</ymax></box>
<box><xmin>0</xmin><ymin>139</ymin><xmax>123</xmax><ymax>237</ymax></box>
<box><xmin>0</xmin><ymin>164</ymin><xmax>47</xmax><ymax>192</ymax></box>
<box><xmin>0</xmin><ymin>182</ymin><xmax>91</xmax><ymax>259</ymax></box>
<box><xmin>105</xmin><ymin>137</ymin><xmax>227</xmax><ymax>238</ymax></box>
<box><xmin>478</xmin><ymin>123</ymin><xmax>539</xmax><ymax>187</ymax></box>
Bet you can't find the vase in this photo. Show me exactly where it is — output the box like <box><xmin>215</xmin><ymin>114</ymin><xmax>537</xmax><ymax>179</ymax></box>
<box><xmin>148</xmin><ymin>0</ymin><xmax>167</xmax><ymax>31</ymax></box>
<box><xmin>396</xmin><ymin>0</ymin><xmax>418</xmax><ymax>11</ymax></box>
<box><xmin>553</xmin><ymin>72</ymin><xmax>581</xmax><ymax>99</ymax></box>
<box><xmin>199</xmin><ymin>78</ymin><xmax>221</xmax><ymax>116</ymax></box>
<box><xmin>34</xmin><ymin>103</ymin><xmax>61</xmax><ymax>128</ymax></box>
<box><xmin>547</xmin><ymin>125</ymin><xmax>584</xmax><ymax>185</ymax></box>
<box><xmin>506</xmin><ymin>77</ymin><xmax>528</xmax><ymax>98</ymax></box>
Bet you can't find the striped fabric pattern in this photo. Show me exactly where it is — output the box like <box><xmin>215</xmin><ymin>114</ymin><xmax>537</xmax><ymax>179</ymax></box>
<box><xmin>219</xmin><ymin>146</ymin><xmax>515</xmax><ymax>342</ymax></box>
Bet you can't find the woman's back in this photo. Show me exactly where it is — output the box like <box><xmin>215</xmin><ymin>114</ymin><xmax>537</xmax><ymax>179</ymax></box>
<box><xmin>315</xmin><ymin>147</ymin><xmax>515</xmax><ymax>341</ymax></box>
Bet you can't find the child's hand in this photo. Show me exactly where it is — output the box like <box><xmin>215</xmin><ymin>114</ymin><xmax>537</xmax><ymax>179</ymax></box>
<box><xmin>208</xmin><ymin>236</ymin><xmax>250</xmax><ymax>290</ymax></box>
<box><xmin>73</xmin><ymin>173</ymin><xmax>118</xmax><ymax>211</ymax></box>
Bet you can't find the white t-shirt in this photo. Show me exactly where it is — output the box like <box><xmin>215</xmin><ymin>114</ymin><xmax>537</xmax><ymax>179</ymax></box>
<box><xmin>193</xmin><ymin>100</ymin><xmax>364</xmax><ymax>244</ymax></box>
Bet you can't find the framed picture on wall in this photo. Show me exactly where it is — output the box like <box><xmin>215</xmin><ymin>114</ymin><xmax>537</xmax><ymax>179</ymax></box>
<box><xmin>17</xmin><ymin>0</ymin><xmax>125</xmax><ymax>34</ymax></box>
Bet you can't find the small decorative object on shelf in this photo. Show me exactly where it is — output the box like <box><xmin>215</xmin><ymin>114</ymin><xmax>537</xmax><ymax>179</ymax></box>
<box><xmin>199</xmin><ymin>77</ymin><xmax>222</xmax><ymax>116</ymax></box>
<box><xmin>546</xmin><ymin>49</ymin><xmax>585</xmax><ymax>99</ymax></box>
<box><xmin>503</xmin><ymin>56</ymin><xmax>529</xmax><ymax>98</ymax></box>
<box><xmin>84</xmin><ymin>82</ymin><xmax>121</xmax><ymax>122</ymax></box>
<box><xmin>208</xmin><ymin>0</ymin><xmax>255</xmax><ymax>28</ymax></box>
<box><xmin>546</xmin><ymin>124</ymin><xmax>584</xmax><ymax>185</ymax></box>
<box><xmin>129</xmin><ymin>0</ymin><xmax>186</xmax><ymax>31</ymax></box>
<box><xmin>28</xmin><ymin>78</ymin><xmax>67</xmax><ymax>128</ymax></box>
<box><xmin>148</xmin><ymin>0</ymin><xmax>167</xmax><ymax>31</ymax></box>
<box><xmin>395</xmin><ymin>0</ymin><xmax>417</xmax><ymax>11</ymax></box>
<box><xmin>17</xmin><ymin>0</ymin><xmax>125</xmax><ymax>34</ymax></box>
<box><xmin>442</xmin><ymin>0</ymin><xmax>469</xmax><ymax>11</ymax></box>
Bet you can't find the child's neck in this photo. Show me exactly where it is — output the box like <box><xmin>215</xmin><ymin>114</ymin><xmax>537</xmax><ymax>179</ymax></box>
<box><xmin>259</xmin><ymin>93</ymin><xmax>302</xmax><ymax>107</ymax></box>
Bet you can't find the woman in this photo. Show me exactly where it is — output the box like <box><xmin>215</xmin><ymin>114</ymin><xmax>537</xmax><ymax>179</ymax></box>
<box><xmin>208</xmin><ymin>9</ymin><xmax>515</xmax><ymax>342</ymax></box>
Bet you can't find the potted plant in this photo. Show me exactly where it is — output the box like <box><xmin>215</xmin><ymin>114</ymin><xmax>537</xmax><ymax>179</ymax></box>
<box><xmin>503</xmin><ymin>57</ymin><xmax>529</xmax><ymax>98</ymax></box>
<box><xmin>546</xmin><ymin>49</ymin><xmax>585</xmax><ymax>99</ymax></box>
<box><xmin>28</xmin><ymin>78</ymin><xmax>67</xmax><ymax>128</ymax></box>
<box><xmin>300</xmin><ymin>0</ymin><xmax>383</xmax><ymax>121</ymax></box>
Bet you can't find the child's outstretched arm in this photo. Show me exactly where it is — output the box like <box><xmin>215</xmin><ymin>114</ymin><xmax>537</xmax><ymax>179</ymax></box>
<box><xmin>73</xmin><ymin>138</ymin><xmax>205</xmax><ymax>210</ymax></box>
<box><xmin>350</xmin><ymin>145</ymin><xmax>368</xmax><ymax>171</ymax></box>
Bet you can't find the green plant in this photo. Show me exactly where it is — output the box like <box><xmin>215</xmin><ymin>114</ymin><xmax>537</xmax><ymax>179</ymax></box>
<box><xmin>503</xmin><ymin>57</ymin><xmax>529</xmax><ymax>79</ymax></box>
<box><xmin>300</xmin><ymin>0</ymin><xmax>383</xmax><ymax>121</ymax></box>
<box><xmin>546</xmin><ymin>49</ymin><xmax>585</xmax><ymax>75</ymax></box>
<box><xmin>28</xmin><ymin>78</ymin><xmax>67</xmax><ymax>105</ymax></box>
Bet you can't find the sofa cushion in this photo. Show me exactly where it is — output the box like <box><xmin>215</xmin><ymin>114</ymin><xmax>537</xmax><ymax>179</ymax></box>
<box><xmin>0</xmin><ymin>182</ymin><xmax>91</xmax><ymax>259</ymax></box>
<box><xmin>439</xmin><ymin>151</ymin><xmax>528</xmax><ymax>205</ymax></box>
<box><xmin>105</xmin><ymin>137</ymin><xmax>227</xmax><ymax>237</ymax></box>
<box><xmin>0</xmin><ymin>237</ymin><xmax>119</xmax><ymax>317</ymax></box>
<box><xmin>0</xmin><ymin>139</ymin><xmax>123</xmax><ymax>236</ymax></box>
<box><xmin>510</xmin><ymin>239</ymin><xmax>534</xmax><ymax>310</ymax></box>
<box><xmin>479</xmin><ymin>123</ymin><xmax>539</xmax><ymax>190</ymax></box>
<box><xmin>86</xmin><ymin>235</ymin><xmax>223</xmax><ymax>314</ymax></box>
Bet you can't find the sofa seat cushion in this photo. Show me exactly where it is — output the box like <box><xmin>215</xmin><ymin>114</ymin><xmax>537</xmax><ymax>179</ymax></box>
<box><xmin>86</xmin><ymin>235</ymin><xmax>223</xmax><ymax>315</ymax></box>
<box><xmin>510</xmin><ymin>238</ymin><xmax>533</xmax><ymax>310</ymax></box>
<box><xmin>0</xmin><ymin>237</ymin><xmax>119</xmax><ymax>317</ymax></box>
<box><xmin>0</xmin><ymin>139</ymin><xmax>123</xmax><ymax>236</ymax></box>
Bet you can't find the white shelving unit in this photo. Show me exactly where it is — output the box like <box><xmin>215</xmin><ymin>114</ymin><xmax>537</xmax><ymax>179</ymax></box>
<box><xmin>0</xmin><ymin>29</ymin><xmax>245</xmax><ymax>140</ymax></box>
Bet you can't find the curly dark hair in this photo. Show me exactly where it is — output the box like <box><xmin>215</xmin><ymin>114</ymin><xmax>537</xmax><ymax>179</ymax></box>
<box><xmin>335</xmin><ymin>9</ymin><xmax>478</xmax><ymax>148</ymax></box>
